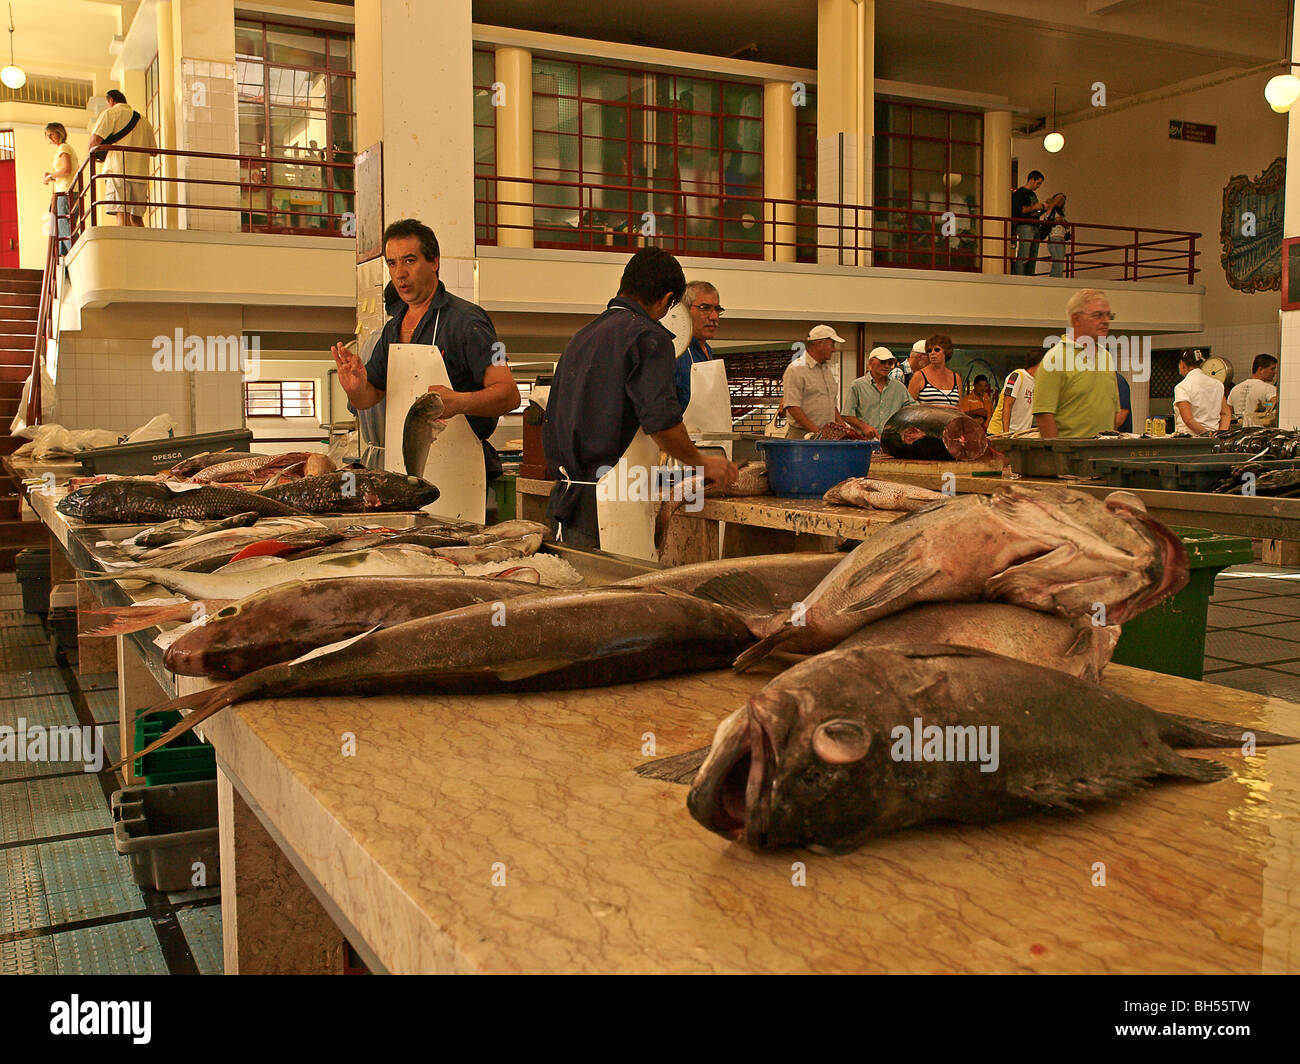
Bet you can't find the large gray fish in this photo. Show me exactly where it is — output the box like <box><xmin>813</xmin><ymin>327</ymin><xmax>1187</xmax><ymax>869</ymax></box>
<box><xmin>116</xmin><ymin>588</ymin><xmax>756</xmax><ymax>771</ymax></box>
<box><xmin>58</xmin><ymin>480</ymin><xmax>308</xmax><ymax>522</ymax></box>
<box><xmin>168</xmin><ymin>450</ymin><xmax>243</xmax><ymax>478</ymax></box>
<box><xmin>402</xmin><ymin>392</ymin><xmax>446</xmax><ymax>476</ymax></box>
<box><xmin>131</xmin><ymin>512</ymin><xmax>261</xmax><ymax>548</ymax></box>
<box><xmin>261</xmin><ymin>470</ymin><xmax>440</xmax><ymax>513</ymax></box>
<box><xmin>880</xmin><ymin>404</ymin><xmax>987</xmax><ymax>461</ymax></box>
<box><xmin>687</xmin><ymin>644</ymin><xmax>1297</xmax><ymax>852</ymax></box>
<box><xmin>733</xmin><ymin>484</ymin><xmax>1187</xmax><ymax>670</ymax></box>
<box><xmin>164</xmin><ymin>575</ymin><xmax>550</xmax><ymax>679</ymax></box>
<box><xmin>192</xmin><ymin>451</ymin><xmax>313</xmax><ymax>484</ymax></box>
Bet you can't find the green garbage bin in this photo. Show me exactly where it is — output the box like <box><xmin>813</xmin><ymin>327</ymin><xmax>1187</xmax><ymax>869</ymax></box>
<box><xmin>493</xmin><ymin>473</ymin><xmax>517</xmax><ymax>523</ymax></box>
<box><xmin>1111</xmin><ymin>526</ymin><xmax>1253</xmax><ymax>680</ymax></box>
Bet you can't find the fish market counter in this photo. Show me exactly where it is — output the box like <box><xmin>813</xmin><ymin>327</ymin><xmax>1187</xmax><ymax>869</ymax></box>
<box><xmin>11</xmin><ymin>478</ymin><xmax>1300</xmax><ymax>974</ymax></box>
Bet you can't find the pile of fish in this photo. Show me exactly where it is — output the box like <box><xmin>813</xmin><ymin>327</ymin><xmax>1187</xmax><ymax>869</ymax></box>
<box><xmin>880</xmin><ymin>405</ymin><xmax>988</xmax><ymax>461</ymax></box>
<box><xmin>655</xmin><ymin>462</ymin><xmax>770</xmax><ymax>550</ymax></box>
<box><xmin>1212</xmin><ymin>466</ymin><xmax>1300</xmax><ymax>497</ymax></box>
<box><xmin>812</xmin><ymin>422</ymin><xmax>871</xmax><ymax>441</ymax></box>
<box><xmin>1209</xmin><ymin>427</ymin><xmax>1300</xmax><ymax>458</ymax></box>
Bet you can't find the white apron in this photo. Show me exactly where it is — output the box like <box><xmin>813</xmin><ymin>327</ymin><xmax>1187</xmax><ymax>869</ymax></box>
<box><xmin>683</xmin><ymin>355</ymin><xmax>732</xmax><ymax>459</ymax></box>
<box><xmin>383</xmin><ymin>336</ymin><xmax>487</xmax><ymax>523</ymax></box>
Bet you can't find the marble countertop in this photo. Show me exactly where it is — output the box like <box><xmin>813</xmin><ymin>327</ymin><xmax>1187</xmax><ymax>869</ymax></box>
<box><xmin>22</xmin><ymin>477</ymin><xmax>1300</xmax><ymax>973</ymax></box>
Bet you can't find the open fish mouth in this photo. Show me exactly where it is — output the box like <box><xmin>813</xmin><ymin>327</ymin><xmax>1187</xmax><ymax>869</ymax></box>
<box><xmin>1103</xmin><ymin>493</ymin><xmax>1190</xmax><ymax>622</ymax></box>
<box><xmin>688</xmin><ymin>700</ymin><xmax>774</xmax><ymax>843</ymax></box>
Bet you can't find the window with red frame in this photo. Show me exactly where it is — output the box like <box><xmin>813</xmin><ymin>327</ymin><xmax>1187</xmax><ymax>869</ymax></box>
<box><xmin>473</xmin><ymin>48</ymin><xmax>497</xmax><ymax>245</ymax></box>
<box><xmin>873</xmin><ymin>101</ymin><xmax>982</xmax><ymax>271</ymax></box>
<box><xmin>531</xmin><ymin>58</ymin><xmax>763</xmax><ymax>258</ymax></box>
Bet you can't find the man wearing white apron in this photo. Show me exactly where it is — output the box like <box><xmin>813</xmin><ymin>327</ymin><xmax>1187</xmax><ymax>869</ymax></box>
<box><xmin>673</xmin><ymin>281</ymin><xmax>726</xmax><ymax>413</ymax></box>
<box><xmin>332</xmin><ymin>219</ymin><xmax>520</xmax><ymax>511</ymax></box>
<box><xmin>544</xmin><ymin>249</ymin><xmax>738</xmax><ymax>550</ymax></box>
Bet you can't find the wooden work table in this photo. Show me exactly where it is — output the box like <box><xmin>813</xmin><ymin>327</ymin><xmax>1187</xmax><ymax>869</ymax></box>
<box><xmin>11</xmin><ymin>470</ymin><xmax>1300</xmax><ymax>973</ymax></box>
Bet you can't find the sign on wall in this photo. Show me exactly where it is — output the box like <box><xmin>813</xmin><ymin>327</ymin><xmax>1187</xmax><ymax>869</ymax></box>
<box><xmin>1169</xmin><ymin>120</ymin><xmax>1216</xmax><ymax>144</ymax></box>
<box><xmin>1220</xmin><ymin>157</ymin><xmax>1284</xmax><ymax>294</ymax></box>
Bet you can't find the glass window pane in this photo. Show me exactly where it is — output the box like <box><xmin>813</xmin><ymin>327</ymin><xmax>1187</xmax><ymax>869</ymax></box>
<box><xmin>328</xmin><ymin>36</ymin><xmax>352</xmax><ymax>71</ymax></box>
<box><xmin>913</xmin><ymin>108</ymin><xmax>946</xmax><ymax>138</ymax></box>
<box><xmin>235</xmin><ymin>22</ymin><xmax>264</xmax><ymax>58</ymax></box>
<box><xmin>951</xmin><ymin>111</ymin><xmax>980</xmax><ymax>142</ymax></box>
<box><xmin>266</xmin><ymin>28</ymin><xmax>328</xmax><ymax>68</ymax></box>
<box><xmin>913</xmin><ymin>140</ymin><xmax>945</xmax><ymax>172</ymax></box>
<box><xmin>270</xmin><ymin>107</ymin><xmax>327</xmax><ymax>153</ymax></box>
<box><xmin>236</xmin><ymin>58</ymin><xmax>264</xmax><ymax>101</ymax></box>
<box><xmin>330</xmin><ymin>77</ymin><xmax>352</xmax><ymax>115</ymax></box>
<box><xmin>582</xmin><ymin>67</ymin><xmax>630</xmax><ymax>103</ymax></box>
<box><xmin>676</xmin><ymin>78</ymin><xmax>718</xmax><ymax>114</ymax></box>
<box><xmin>951</xmin><ymin>143</ymin><xmax>978</xmax><ymax>176</ymax></box>
<box><xmin>723</xmin><ymin>84</ymin><xmax>760</xmax><ymax>117</ymax></box>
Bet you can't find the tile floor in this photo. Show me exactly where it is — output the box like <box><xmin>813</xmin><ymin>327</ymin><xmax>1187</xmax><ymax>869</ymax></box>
<box><xmin>0</xmin><ymin>572</ymin><xmax>221</xmax><ymax>975</ymax></box>
<box><xmin>1</xmin><ymin>563</ymin><xmax>1298</xmax><ymax>974</ymax></box>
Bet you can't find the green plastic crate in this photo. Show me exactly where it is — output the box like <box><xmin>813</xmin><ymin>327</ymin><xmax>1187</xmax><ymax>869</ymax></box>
<box><xmin>493</xmin><ymin>473</ymin><xmax>517</xmax><ymax>523</ymax></box>
<box><xmin>1111</xmin><ymin>525</ymin><xmax>1253</xmax><ymax>680</ymax></box>
<box><xmin>133</xmin><ymin>710</ymin><xmax>216</xmax><ymax>786</ymax></box>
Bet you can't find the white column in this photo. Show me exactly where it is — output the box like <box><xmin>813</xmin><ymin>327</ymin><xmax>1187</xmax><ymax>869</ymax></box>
<box><xmin>495</xmin><ymin>47</ymin><xmax>534</xmax><ymax>250</ymax></box>
<box><xmin>763</xmin><ymin>81</ymin><xmax>798</xmax><ymax>263</ymax></box>
<box><xmin>981</xmin><ymin>110</ymin><xmax>1012</xmax><ymax>275</ymax></box>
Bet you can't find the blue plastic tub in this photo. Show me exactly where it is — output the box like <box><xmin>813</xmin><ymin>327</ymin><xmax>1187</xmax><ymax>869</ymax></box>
<box><xmin>757</xmin><ymin>439</ymin><xmax>880</xmax><ymax>499</ymax></box>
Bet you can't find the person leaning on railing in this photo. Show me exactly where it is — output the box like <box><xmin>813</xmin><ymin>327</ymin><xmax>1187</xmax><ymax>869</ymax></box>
<box><xmin>42</xmin><ymin>123</ymin><xmax>77</xmax><ymax>254</ymax></box>
<box><xmin>87</xmin><ymin>89</ymin><xmax>157</xmax><ymax>228</ymax></box>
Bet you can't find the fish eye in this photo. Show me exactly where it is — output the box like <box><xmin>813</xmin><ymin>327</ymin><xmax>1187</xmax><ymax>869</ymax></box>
<box><xmin>215</xmin><ymin>606</ymin><xmax>239</xmax><ymax>619</ymax></box>
<box><xmin>812</xmin><ymin>720</ymin><xmax>872</xmax><ymax>765</ymax></box>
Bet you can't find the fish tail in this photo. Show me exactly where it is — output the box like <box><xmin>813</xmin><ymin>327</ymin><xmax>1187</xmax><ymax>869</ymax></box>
<box><xmin>634</xmin><ymin>746</ymin><xmax>712</xmax><ymax>784</ymax></box>
<box><xmin>132</xmin><ymin>684</ymin><xmax>227</xmax><ymax>722</ymax></box>
<box><xmin>732</xmin><ymin>629</ymin><xmax>789</xmax><ymax>672</ymax></box>
<box><xmin>82</xmin><ymin>600</ymin><xmax>229</xmax><ymax>635</ymax></box>
<box><xmin>1156</xmin><ymin>712</ymin><xmax>1298</xmax><ymax>749</ymax></box>
<box><xmin>109</xmin><ymin>699</ymin><xmax>232</xmax><ymax>775</ymax></box>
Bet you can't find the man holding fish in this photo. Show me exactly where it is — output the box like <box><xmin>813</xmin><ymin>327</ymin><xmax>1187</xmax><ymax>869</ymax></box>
<box><xmin>331</xmin><ymin>218</ymin><xmax>521</xmax><ymax>493</ymax></box>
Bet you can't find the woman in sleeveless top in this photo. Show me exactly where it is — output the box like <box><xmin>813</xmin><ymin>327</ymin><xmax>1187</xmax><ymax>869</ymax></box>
<box><xmin>907</xmin><ymin>333</ymin><xmax>963</xmax><ymax>407</ymax></box>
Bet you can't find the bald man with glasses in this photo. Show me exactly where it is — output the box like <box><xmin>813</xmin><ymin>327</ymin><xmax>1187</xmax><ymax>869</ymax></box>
<box><xmin>1032</xmin><ymin>288</ymin><xmax>1121</xmax><ymax>438</ymax></box>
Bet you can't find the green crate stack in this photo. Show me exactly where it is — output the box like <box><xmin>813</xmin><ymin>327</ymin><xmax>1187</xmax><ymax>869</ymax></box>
<box><xmin>133</xmin><ymin>710</ymin><xmax>216</xmax><ymax>786</ymax></box>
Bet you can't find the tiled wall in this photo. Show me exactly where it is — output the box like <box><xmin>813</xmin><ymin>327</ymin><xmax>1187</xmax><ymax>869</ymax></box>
<box><xmin>1157</xmin><ymin>322</ymin><xmax>1281</xmax><ymax>378</ymax></box>
<box><xmin>1281</xmin><ymin>313</ymin><xmax>1300</xmax><ymax>431</ymax></box>
<box><xmin>178</xmin><ymin>58</ymin><xmax>239</xmax><ymax>234</ymax></box>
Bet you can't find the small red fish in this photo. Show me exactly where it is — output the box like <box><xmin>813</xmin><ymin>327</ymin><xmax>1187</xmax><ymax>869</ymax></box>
<box><xmin>228</xmin><ymin>539</ymin><xmax>305</xmax><ymax>562</ymax></box>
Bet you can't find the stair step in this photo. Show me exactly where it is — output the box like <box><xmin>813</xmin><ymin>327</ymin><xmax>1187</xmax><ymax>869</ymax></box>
<box><xmin>0</xmin><ymin>307</ymin><xmax>38</xmax><ymax>321</ymax></box>
<box><xmin>0</xmin><ymin>293</ymin><xmax>39</xmax><ymax>307</ymax></box>
<box><xmin>0</xmin><ymin>268</ymin><xmax>42</xmax><ymax>281</ymax></box>
<box><xmin>1</xmin><ymin>280</ymin><xmax>41</xmax><ymax>295</ymax></box>
<box><xmin>0</xmin><ymin>323</ymin><xmax>38</xmax><ymax>336</ymax></box>
<box><xmin>0</xmin><ymin>365</ymin><xmax>31</xmax><ymax>382</ymax></box>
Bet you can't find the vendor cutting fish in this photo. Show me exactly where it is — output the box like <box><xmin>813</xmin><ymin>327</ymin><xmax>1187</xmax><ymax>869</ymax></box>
<box><xmin>543</xmin><ymin>248</ymin><xmax>739</xmax><ymax>550</ymax></box>
<box><xmin>331</xmin><ymin>218</ymin><xmax>521</xmax><ymax>514</ymax></box>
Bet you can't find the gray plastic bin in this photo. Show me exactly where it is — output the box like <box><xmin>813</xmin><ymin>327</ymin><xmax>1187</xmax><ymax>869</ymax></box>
<box><xmin>111</xmin><ymin>779</ymin><xmax>220</xmax><ymax>892</ymax></box>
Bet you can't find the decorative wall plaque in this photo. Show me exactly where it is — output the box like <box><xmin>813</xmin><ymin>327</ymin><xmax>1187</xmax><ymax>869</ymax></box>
<box><xmin>1220</xmin><ymin>157</ymin><xmax>1284</xmax><ymax>294</ymax></box>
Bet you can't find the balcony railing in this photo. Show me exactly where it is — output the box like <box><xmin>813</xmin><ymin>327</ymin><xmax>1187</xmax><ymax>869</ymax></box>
<box><xmin>476</xmin><ymin>173</ymin><xmax>1201</xmax><ymax>283</ymax></box>
<box><xmin>58</xmin><ymin>145</ymin><xmax>355</xmax><ymax>246</ymax></box>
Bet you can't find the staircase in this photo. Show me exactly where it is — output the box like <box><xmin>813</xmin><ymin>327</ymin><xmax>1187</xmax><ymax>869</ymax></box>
<box><xmin>0</xmin><ymin>266</ymin><xmax>44</xmax><ymax>571</ymax></box>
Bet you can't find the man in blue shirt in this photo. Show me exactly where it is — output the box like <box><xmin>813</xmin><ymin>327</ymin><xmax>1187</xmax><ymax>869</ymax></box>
<box><xmin>1115</xmin><ymin>371</ymin><xmax>1133</xmax><ymax>432</ymax></box>
<box><xmin>673</xmin><ymin>280</ymin><xmax>723</xmax><ymax>409</ymax></box>
<box><xmin>332</xmin><ymin>218</ymin><xmax>520</xmax><ymax>482</ymax></box>
<box><xmin>544</xmin><ymin>250</ymin><xmax>737</xmax><ymax>547</ymax></box>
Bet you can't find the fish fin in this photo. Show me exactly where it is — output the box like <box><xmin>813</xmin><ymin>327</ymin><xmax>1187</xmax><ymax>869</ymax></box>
<box><xmin>1155</xmin><ymin>712</ymin><xmax>1298</xmax><ymax>749</ymax></box>
<box><xmin>492</xmin><ymin>658</ymin><xmax>574</xmax><ymax>682</ymax></box>
<box><xmin>841</xmin><ymin>560</ymin><xmax>939</xmax><ymax>614</ymax></box>
<box><xmin>1008</xmin><ymin>770</ymin><xmax>1154</xmax><ymax>811</ymax></box>
<box><xmin>634</xmin><ymin>746</ymin><xmax>712</xmax><ymax>784</ymax></box>
<box><xmin>82</xmin><ymin>601</ymin><xmax>226</xmax><ymax>636</ymax></box>
<box><xmin>132</xmin><ymin>685</ymin><xmax>223</xmax><ymax>722</ymax></box>
<box><xmin>732</xmin><ymin>630</ymin><xmax>789</xmax><ymax>672</ymax></box>
<box><xmin>692</xmin><ymin>572</ymin><xmax>777</xmax><ymax>618</ymax></box>
<box><xmin>110</xmin><ymin>700</ymin><xmax>230</xmax><ymax>774</ymax></box>
<box><xmin>1152</xmin><ymin>749</ymin><xmax>1233</xmax><ymax>783</ymax></box>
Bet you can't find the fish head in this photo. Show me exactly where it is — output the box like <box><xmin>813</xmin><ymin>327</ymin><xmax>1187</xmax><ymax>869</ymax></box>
<box><xmin>398</xmin><ymin>474</ymin><xmax>441</xmax><ymax>508</ymax></box>
<box><xmin>689</xmin><ymin>648</ymin><xmax>906</xmax><ymax>852</ymax></box>
<box><xmin>57</xmin><ymin>486</ymin><xmax>94</xmax><ymax>517</ymax></box>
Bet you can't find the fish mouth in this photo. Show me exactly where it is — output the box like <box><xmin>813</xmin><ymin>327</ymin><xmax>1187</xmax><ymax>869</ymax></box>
<box><xmin>1103</xmin><ymin>495</ymin><xmax>1190</xmax><ymax>622</ymax></box>
<box><xmin>687</xmin><ymin>702</ymin><xmax>769</xmax><ymax>842</ymax></box>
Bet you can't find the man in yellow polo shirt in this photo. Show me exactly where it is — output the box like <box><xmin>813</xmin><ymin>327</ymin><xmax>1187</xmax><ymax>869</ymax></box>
<box><xmin>1033</xmin><ymin>288</ymin><xmax>1121</xmax><ymax>438</ymax></box>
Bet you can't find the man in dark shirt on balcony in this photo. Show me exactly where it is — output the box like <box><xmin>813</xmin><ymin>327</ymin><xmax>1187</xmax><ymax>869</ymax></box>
<box><xmin>1011</xmin><ymin>170</ymin><xmax>1047</xmax><ymax>275</ymax></box>
<box><xmin>543</xmin><ymin>248</ymin><xmax>738</xmax><ymax>548</ymax></box>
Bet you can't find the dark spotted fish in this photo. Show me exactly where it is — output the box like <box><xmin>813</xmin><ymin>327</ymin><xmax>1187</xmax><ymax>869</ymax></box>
<box><xmin>58</xmin><ymin>480</ymin><xmax>307</xmax><ymax>522</ymax></box>
<box><xmin>260</xmin><ymin>471</ymin><xmax>440</xmax><ymax>513</ymax></box>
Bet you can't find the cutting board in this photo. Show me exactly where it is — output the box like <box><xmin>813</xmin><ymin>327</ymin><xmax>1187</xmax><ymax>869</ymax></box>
<box><xmin>383</xmin><ymin>343</ymin><xmax>486</xmax><ymax>523</ymax></box>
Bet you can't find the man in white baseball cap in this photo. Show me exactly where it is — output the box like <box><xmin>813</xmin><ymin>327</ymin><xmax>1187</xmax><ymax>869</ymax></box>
<box><xmin>846</xmin><ymin>346</ymin><xmax>915</xmax><ymax>437</ymax></box>
<box><xmin>782</xmin><ymin>325</ymin><xmax>851</xmax><ymax>437</ymax></box>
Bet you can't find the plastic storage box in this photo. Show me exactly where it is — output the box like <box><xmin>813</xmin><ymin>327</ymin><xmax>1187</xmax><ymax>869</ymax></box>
<box><xmin>1111</xmin><ymin>526</ymin><xmax>1253</xmax><ymax>680</ymax></box>
<box><xmin>1089</xmin><ymin>453</ymin><xmax>1258</xmax><ymax>493</ymax></box>
<box><xmin>1000</xmin><ymin>435</ymin><xmax>1221</xmax><ymax>478</ymax></box>
<box><xmin>78</xmin><ymin>428</ymin><xmax>254</xmax><ymax>476</ymax></box>
<box><xmin>111</xmin><ymin>779</ymin><xmax>221</xmax><ymax>892</ymax></box>
<box><xmin>757</xmin><ymin>439</ymin><xmax>880</xmax><ymax>499</ymax></box>
<box><xmin>15</xmin><ymin>548</ymin><xmax>50</xmax><ymax>613</ymax></box>
<box><xmin>134</xmin><ymin>710</ymin><xmax>216</xmax><ymax>786</ymax></box>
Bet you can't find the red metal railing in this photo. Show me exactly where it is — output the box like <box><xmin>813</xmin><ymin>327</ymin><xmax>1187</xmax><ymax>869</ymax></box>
<box><xmin>61</xmin><ymin>145</ymin><xmax>355</xmax><ymax>245</ymax></box>
<box><xmin>475</xmin><ymin>173</ymin><xmax>1200</xmax><ymax>283</ymax></box>
<box><xmin>23</xmin><ymin>193</ymin><xmax>61</xmax><ymax>426</ymax></box>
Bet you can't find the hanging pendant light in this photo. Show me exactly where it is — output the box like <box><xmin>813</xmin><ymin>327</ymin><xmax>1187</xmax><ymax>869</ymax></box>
<box><xmin>1043</xmin><ymin>86</ymin><xmax>1064</xmax><ymax>153</ymax></box>
<box><xmin>1</xmin><ymin>4</ymin><xmax>24</xmax><ymax>90</ymax></box>
<box><xmin>1266</xmin><ymin>1</ymin><xmax>1300</xmax><ymax>112</ymax></box>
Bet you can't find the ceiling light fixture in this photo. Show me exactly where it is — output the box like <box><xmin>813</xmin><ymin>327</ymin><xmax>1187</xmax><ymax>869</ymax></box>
<box><xmin>1266</xmin><ymin>1</ymin><xmax>1300</xmax><ymax>112</ymax></box>
<box><xmin>1043</xmin><ymin>87</ymin><xmax>1064</xmax><ymax>153</ymax></box>
<box><xmin>0</xmin><ymin>4</ymin><xmax>24</xmax><ymax>90</ymax></box>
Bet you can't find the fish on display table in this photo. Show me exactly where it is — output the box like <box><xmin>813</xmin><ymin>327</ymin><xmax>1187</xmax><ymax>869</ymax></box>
<box><xmin>654</xmin><ymin>462</ymin><xmax>770</xmax><ymax>550</ymax></box>
<box><xmin>880</xmin><ymin>405</ymin><xmax>987</xmax><ymax>461</ymax></box>
<box><xmin>822</xmin><ymin>477</ymin><xmax>947</xmax><ymax>512</ymax></box>
<box><xmin>82</xmin><ymin>544</ymin><xmax>462</xmax><ymax>600</ymax></box>
<box><xmin>116</xmin><ymin>588</ymin><xmax>757</xmax><ymax>771</ymax></box>
<box><xmin>192</xmin><ymin>451</ymin><xmax>314</xmax><ymax>484</ymax></box>
<box><xmin>260</xmin><ymin>471</ymin><xmax>440</xmax><ymax>513</ymax></box>
<box><xmin>733</xmin><ymin>484</ymin><xmax>1188</xmax><ymax>670</ymax></box>
<box><xmin>57</xmin><ymin>480</ymin><xmax>308</xmax><ymax>522</ymax></box>
<box><xmin>164</xmin><ymin>575</ymin><xmax>552</xmax><ymax>678</ymax></box>
<box><xmin>167</xmin><ymin>450</ymin><xmax>241</xmax><ymax>478</ymax></box>
<box><xmin>130</xmin><ymin>512</ymin><xmax>261</xmax><ymax>548</ymax></box>
<box><xmin>686</xmin><ymin>643</ymin><xmax>1297</xmax><ymax>853</ymax></box>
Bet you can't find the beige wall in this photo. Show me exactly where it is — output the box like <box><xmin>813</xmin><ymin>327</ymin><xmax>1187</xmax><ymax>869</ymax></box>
<box><xmin>1013</xmin><ymin>70</ymin><xmax>1286</xmax><ymax>333</ymax></box>
<box><xmin>4</xmin><ymin>105</ymin><xmax>94</xmax><ymax>271</ymax></box>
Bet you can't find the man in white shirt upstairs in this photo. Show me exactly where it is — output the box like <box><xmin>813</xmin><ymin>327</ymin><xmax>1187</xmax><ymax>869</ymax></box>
<box><xmin>1226</xmin><ymin>353</ymin><xmax>1278</xmax><ymax>426</ymax></box>
<box><xmin>1173</xmin><ymin>350</ymin><xmax>1230</xmax><ymax>435</ymax></box>
<box><xmin>88</xmin><ymin>90</ymin><xmax>158</xmax><ymax>227</ymax></box>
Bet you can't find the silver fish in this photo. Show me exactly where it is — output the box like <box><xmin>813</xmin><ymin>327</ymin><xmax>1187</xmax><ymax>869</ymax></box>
<box><xmin>402</xmin><ymin>392</ymin><xmax>447</xmax><ymax>477</ymax></box>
